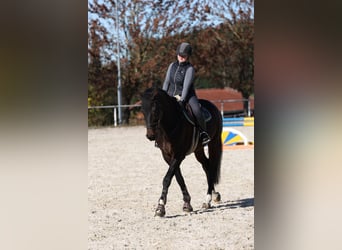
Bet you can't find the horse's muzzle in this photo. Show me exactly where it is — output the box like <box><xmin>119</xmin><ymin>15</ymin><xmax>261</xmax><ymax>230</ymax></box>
<box><xmin>146</xmin><ymin>128</ymin><xmax>155</xmax><ymax>141</ymax></box>
<box><xmin>146</xmin><ymin>134</ymin><xmax>155</xmax><ymax>141</ymax></box>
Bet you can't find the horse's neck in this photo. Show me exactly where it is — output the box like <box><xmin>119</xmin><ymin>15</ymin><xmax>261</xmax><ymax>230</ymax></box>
<box><xmin>159</xmin><ymin>98</ymin><xmax>181</xmax><ymax>134</ymax></box>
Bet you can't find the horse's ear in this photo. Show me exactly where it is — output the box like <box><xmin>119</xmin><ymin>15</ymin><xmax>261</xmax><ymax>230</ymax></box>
<box><xmin>140</xmin><ymin>87</ymin><xmax>155</xmax><ymax>100</ymax></box>
<box><xmin>152</xmin><ymin>80</ymin><xmax>161</xmax><ymax>89</ymax></box>
<box><xmin>139</xmin><ymin>88</ymin><xmax>147</xmax><ymax>99</ymax></box>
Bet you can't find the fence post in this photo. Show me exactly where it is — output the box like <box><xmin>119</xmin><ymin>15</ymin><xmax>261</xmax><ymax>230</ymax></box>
<box><xmin>248</xmin><ymin>99</ymin><xmax>251</xmax><ymax>117</ymax></box>
<box><xmin>114</xmin><ymin>107</ymin><xmax>117</xmax><ymax>127</ymax></box>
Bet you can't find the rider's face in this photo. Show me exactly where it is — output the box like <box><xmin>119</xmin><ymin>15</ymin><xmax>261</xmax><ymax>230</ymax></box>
<box><xmin>177</xmin><ymin>54</ymin><xmax>188</xmax><ymax>62</ymax></box>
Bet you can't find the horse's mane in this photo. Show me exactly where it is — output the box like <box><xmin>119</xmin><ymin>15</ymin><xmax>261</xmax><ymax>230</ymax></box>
<box><xmin>141</xmin><ymin>87</ymin><xmax>183</xmax><ymax>132</ymax></box>
<box><xmin>144</xmin><ymin>87</ymin><xmax>179</xmax><ymax>108</ymax></box>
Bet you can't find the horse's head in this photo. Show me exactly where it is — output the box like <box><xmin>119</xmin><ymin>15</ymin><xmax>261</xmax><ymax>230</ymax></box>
<box><xmin>140</xmin><ymin>87</ymin><xmax>162</xmax><ymax>141</ymax></box>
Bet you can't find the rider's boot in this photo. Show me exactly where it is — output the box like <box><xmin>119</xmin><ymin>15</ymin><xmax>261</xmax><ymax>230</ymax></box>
<box><xmin>197</xmin><ymin>114</ymin><xmax>211</xmax><ymax>146</ymax></box>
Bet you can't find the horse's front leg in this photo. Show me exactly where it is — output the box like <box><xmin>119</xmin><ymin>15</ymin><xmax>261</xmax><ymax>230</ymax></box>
<box><xmin>155</xmin><ymin>159</ymin><xmax>180</xmax><ymax>217</ymax></box>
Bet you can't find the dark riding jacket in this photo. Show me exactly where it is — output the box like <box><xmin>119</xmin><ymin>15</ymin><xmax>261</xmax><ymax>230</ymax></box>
<box><xmin>162</xmin><ymin>61</ymin><xmax>195</xmax><ymax>102</ymax></box>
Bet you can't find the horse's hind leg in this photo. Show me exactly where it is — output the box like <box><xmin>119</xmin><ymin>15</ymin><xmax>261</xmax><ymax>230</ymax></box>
<box><xmin>195</xmin><ymin>148</ymin><xmax>215</xmax><ymax>209</ymax></box>
<box><xmin>207</xmin><ymin>135</ymin><xmax>222</xmax><ymax>204</ymax></box>
<box><xmin>175</xmin><ymin>168</ymin><xmax>193</xmax><ymax>212</ymax></box>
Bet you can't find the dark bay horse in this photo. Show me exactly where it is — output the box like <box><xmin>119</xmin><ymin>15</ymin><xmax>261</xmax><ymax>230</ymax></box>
<box><xmin>140</xmin><ymin>87</ymin><xmax>223</xmax><ymax>217</ymax></box>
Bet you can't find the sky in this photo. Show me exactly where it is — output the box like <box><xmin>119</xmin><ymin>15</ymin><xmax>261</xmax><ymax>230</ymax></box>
<box><xmin>88</xmin><ymin>0</ymin><xmax>254</xmax><ymax>61</ymax></box>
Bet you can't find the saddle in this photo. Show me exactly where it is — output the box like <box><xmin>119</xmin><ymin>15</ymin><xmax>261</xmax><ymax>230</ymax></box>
<box><xmin>181</xmin><ymin>102</ymin><xmax>212</xmax><ymax>155</ymax></box>
<box><xmin>182</xmin><ymin>102</ymin><xmax>212</xmax><ymax>125</ymax></box>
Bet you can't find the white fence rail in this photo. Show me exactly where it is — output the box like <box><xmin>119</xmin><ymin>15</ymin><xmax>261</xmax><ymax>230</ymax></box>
<box><xmin>88</xmin><ymin>99</ymin><xmax>252</xmax><ymax>127</ymax></box>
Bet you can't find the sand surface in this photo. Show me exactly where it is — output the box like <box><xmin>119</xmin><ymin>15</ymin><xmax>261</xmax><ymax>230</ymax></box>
<box><xmin>88</xmin><ymin>126</ymin><xmax>254</xmax><ymax>249</ymax></box>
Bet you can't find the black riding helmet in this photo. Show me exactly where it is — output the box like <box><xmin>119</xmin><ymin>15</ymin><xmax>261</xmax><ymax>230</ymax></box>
<box><xmin>176</xmin><ymin>42</ymin><xmax>192</xmax><ymax>57</ymax></box>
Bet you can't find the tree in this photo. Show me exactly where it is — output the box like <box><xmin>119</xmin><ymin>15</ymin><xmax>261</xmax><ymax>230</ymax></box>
<box><xmin>89</xmin><ymin>0</ymin><xmax>198</xmax><ymax>124</ymax></box>
<box><xmin>88</xmin><ymin>0</ymin><xmax>254</xmax><ymax>125</ymax></box>
<box><xmin>88</xmin><ymin>19</ymin><xmax>116</xmax><ymax>126</ymax></box>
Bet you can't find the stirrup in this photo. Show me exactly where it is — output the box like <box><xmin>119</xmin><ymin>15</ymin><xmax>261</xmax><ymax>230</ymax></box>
<box><xmin>200</xmin><ymin>132</ymin><xmax>211</xmax><ymax>146</ymax></box>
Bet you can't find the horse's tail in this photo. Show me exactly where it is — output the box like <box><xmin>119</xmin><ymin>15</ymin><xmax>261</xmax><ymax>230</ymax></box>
<box><xmin>199</xmin><ymin>99</ymin><xmax>222</xmax><ymax>185</ymax></box>
<box><xmin>208</xmin><ymin>126</ymin><xmax>222</xmax><ymax>185</ymax></box>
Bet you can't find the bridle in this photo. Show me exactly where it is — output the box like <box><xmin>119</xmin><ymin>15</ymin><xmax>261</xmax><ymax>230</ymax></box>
<box><xmin>146</xmin><ymin>99</ymin><xmax>161</xmax><ymax>130</ymax></box>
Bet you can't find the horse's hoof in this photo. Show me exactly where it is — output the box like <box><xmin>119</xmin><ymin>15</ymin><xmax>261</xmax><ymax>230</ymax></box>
<box><xmin>155</xmin><ymin>205</ymin><xmax>165</xmax><ymax>217</ymax></box>
<box><xmin>213</xmin><ymin>192</ymin><xmax>221</xmax><ymax>203</ymax></box>
<box><xmin>202</xmin><ymin>203</ymin><xmax>211</xmax><ymax>209</ymax></box>
<box><xmin>183</xmin><ymin>202</ymin><xmax>193</xmax><ymax>212</ymax></box>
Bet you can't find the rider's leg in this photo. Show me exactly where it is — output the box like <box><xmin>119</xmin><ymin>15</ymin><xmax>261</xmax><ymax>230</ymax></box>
<box><xmin>188</xmin><ymin>96</ymin><xmax>211</xmax><ymax>145</ymax></box>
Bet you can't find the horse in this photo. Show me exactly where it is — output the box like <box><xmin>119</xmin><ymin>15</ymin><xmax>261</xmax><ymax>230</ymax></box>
<box><xmin>140</xmin><ymin>87</ymin><xmax>223</xmax><ymax>217</ymax></box>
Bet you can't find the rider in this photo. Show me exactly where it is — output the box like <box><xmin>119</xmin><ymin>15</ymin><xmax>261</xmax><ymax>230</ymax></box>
<box><xmin>162</xmin><ymin>42</ymin><xmax>211</xmax><ymax>145</ymax></box>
